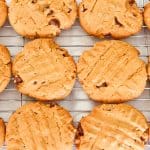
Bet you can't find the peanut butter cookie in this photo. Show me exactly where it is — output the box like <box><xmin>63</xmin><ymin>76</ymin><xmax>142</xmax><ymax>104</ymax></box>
<box><xmin>0</xmin><ymin>45</ymin><xmax>11</xmax><ymax>93</ymax></box>
<box><xmin>6</xmin><ymin>102</ymin><xmax>76</xmax><ymax>150</ymax></box>
<box><xmin>76</xmin><ymin>104</ymin><xmax>149</xmax><ymax>150</ymax></box>
<box><xmin>12</xmin><ymin>38</ymin><xmax>76</xmax><ymax>100</ymax></box>
<box><xmin>79</xmin><ymin>0</ymin><xmax>143</xmax><ymax>39</ymax></box>
<box><xmin>9</xmin><ymin>0</ymin><xmax>77</xmax><ymax>38</ymax></box>
<box><xmin>144</xmin><ymin>3</ymin><xmax>150</xmax><ymax>30</ymax></box>
<box><xmin>0</xmin><ymin>0</ymin><xmax>7</xmax><ymax>28</ymax></box>
<box><xmin>77</xmin><ymin>40</ymin><xmax>147</xmax><ymax>103</ymax></box>
<box><xmin>0</xmin><ymin>118</ymin><xmax>5</xmax><ymax>147</ymax></box>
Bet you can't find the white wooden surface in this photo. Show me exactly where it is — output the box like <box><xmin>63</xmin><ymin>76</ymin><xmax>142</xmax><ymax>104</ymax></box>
<box><xmin>0</xmin><ymin>0</ymin><xmax>150</xmax><ymax>149</ymax></box>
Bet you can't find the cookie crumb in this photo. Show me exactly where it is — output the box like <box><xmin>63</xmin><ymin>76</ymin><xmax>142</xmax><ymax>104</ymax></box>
<box><xmin>0</xmin><ymin>118</ymin><xmax>5</xmax><ymax>148</ymax></box>
<box><xmin>96</xmin><ymin>82</ymin><xmax>108</xmax><ymax>88</ymax></box>
<box><xmin>49</xmin><ymin>19</ymin><xmax>60</xmax><ymax>28</ymax></box>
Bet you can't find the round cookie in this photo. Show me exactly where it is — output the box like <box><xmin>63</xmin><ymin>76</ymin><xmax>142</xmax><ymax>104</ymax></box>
<box><xmin>9</xmin><ymin>0</ymin><xmax>77</xmax><ymax>38</ymax></box>
<box><xmin>6</xmin><ymin>102</ymin><xmax>76</xmax><ymax>150</ymax></box>
<box><xmin>0</xmin><ymin>0</ymin><xmax>7</xmax><ymax>28</ymax></box>
<box><xmin>12</xmin><ymin>38</ymin><xmax>76</xmax><ymax>101</ymax></box>
<box><xmin>0</xmin><ymin>118</ymin><xmax>5</xmax><ymax>147</ymax></box>
<box><xmin>76</xmin><ymin>104</ymin><xmax>149</xmax><ymax>150</ymax></box>
<box><xmin>0</xmin><ymin>45</ymin><xmax>11</xmax><ymax>93</ymax></box>
<box><xmin>79</xmin><ymin>0</ymin><xmax>143</xmax><ymax>39</ymax></box>
<box><xmin>144</xmin><ymin>3</ymin><xmax>150</xmax><ymax>30</ymax></box>
<box><xmin>77</xmin><ymin>40</ymin><xmax>147</xmax><ymax>103</ymax></box>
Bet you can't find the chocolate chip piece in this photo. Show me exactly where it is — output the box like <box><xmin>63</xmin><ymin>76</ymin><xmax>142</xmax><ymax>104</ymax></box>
<box><xmin>129</xmin><ymin>0</ymin><xmax>135</xmax><ymax>6</ymax></box>
<box><xmin>140</xmin><ymin>128</ymin><xmax>149</xmax><ymax>143</ymax></box>
<box><xmin>105</xmin><ymin>108</ymin><xmax>111</xmax><ymax>111</ymax></box>
<box><xmin>31</xmin><ymin>0</ymin><xmax>37</xmax><ymax>4</ymax></box>
<box><xmin>140</xmin><ymin>136</ymin><xmax>146</xmax><ymax>142</ymax></box>
<box><xmin>67</xmin><ymin>8</ymin><xmax>72</xmax><ymax>13</ymax></box>
<box><xmin>62</xmin><ymin>52</ymin><xmax>69</xmax><ymax>57</ymax></box>
<box><xmin>96</xmin><ymin>82</ymin><xmax>108</xmax><ymax>88</ymax></box>
<box><xmin>14</xmin><ymin>75</ymin><xmax>23</xmax><ymax>84</ymax></box>
<box><xmin>33</xmin><ymin>112</ymin><xmax>38</xmax><ymax>115</ymax></box>
<box><xmin>78</xmin><ymin>123</ymin><xmax>84</xmax><ymax>136</ymax></box>
<box><xmin>76</xmin><ymin>123</ymin><xmax>84</xmax><ymax>138</ymax></box>
<box><xmin>47</xmin><ymin>10</ymin><xmax>54</xmax><ymax>16</ymax></box>
<box><xmin>71</xmin><ymin>74</ymin><xmax>75</xmax><ymax>79</ymax></box>
<box><xmin>75</xmin><ymin>123</ymin><xmax>84</xmax><ymax>145</ymax></box>
<box><xmin>82</xmin><ymin>4</ymin><xmax>87</xmax><ymax>12</ymax></box>
<box><xmin>49</xmin><ymin>19</ymin><xmax>60</xmax><ymax>28</ymax></box>
<box><xmin>49</xmin><ymin>102</ymin><xmax>58</xmax><ymax>108</ymax></box>
<box><xmin>114</xmin><ymin>17</ymin><xmax>123</xmax><ymax>27</ymax></box>
<box><xmin>33</xmin><ymin>81</ymin><xmax>37</xmax><ymax>85</ymax></box>
<box><xmin>132</xmin><ymin>12</ymin><xmax>137</xmax><ymax>17</ymax></box>
<box><xmin>44</xmin><ymin>6</ymin><xmax>54</xmax><ymax>16</ymax></box>
<box><xmin>41</xmin><ymin>81</ymin><xmax>46</xmax><ymax>84</ymax></box>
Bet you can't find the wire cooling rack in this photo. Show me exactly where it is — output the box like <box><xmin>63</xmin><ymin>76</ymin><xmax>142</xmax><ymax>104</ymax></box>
<box><xmin>0</xmin><ymin>0</ymin><xmax>149</xmax><ymax>149</ymax></box>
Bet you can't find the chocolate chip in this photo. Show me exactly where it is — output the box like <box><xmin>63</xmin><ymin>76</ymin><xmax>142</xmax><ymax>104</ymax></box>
<box><xmin>62</xmin><ymin>52</ymin><xmax>69</xmax><ymax>57</ymax></box>
<box><xmin>132</xmin><ymin>12</ymin><xmax>137</xmax><ymax>17</ymax></box>
<box><xmin>105</xmin><ymin>108</ymin><xmax>111</xmax><ymax>111</ymax></box>
<box><xmin>76</xmin><ymin>123</ymin><xmax>84</xmax><ymax>138</ymax></box>
<box><xmin>14</xmin><ymin>75</ymin><xmax>23</xmax><ymax>84</ymax></box>
<box><xmin>63</xmin><ymin>2</ymin><xmax>65</xmax><ymax>6</ymax></box>
<box><xmin>49</xmin><ymin>102</ymin><xmax>58</xmax><ymax>108</ymax></box>
<box><xmin>33</xmin><ymin>81</ymin><xmax>37</xmax><ymax>85</ymax></box>
<box><xmin>114</xmin><ymin>17</ymin><xmax>123</xmax><ymax>27</ymax></box>
<box><xmin>82</xmin><ymin>4</ymin><xmax>87</xmax><ymax>12</ymax></box>
<box><xmin>128</xmin><ymin>0</ymin><xmax>135</xmax><ymax>6</ymax></box>
<box><xmin>75</xmin><ymin>123</ymin><xmax>84</xmax><ymax>145</ymax></box>
<box><xmin>47</xmin><ymin>10</ymin><xmax>54</xmax><ymax>16</ymax></box>
<box><xmin>44</xmin><ymin>6</ymin><xmax>54</xmax><ymax>16</ymax></box>
<box><xmin>67</xmin><ymin>8</ymin><xmax>72</xmax><ymax>13</ymax></box>
<box><xmin>41</xmin><ymin>81</ymin><xmax>46</xmax><ymax>84</ymax></box>
<box><xmin>33</xmin><ymin>112</ymin><xmax>38</xmax><ymax>115</ymax></box>
<box><xmin>140</xmin><ymin>136</ymin><xmax>146</xmax><ymax>142</ymax></box>
<box><xmin>78</xmin><ymin>123</ymin><xmax>84</xmax><ymax>136</ymax></box>
<box><xmin>44</xmin><ymin>5</ymin><xmax>49</xmax><ymax>9</ymax></box>
<box><xmin>71</xmin><ymin>75</ymin><xmax>75</xmax><ymax>79</ymax></box>
<box><xmin>49</xmin><ymin>19</ymin><xmax>60</xmax><ymax>28</ymax></box>
<box><xmin>31</xmin><ymin>0</ymin><xmax>37</xmax><ymax>4</ymax></box>
<box><xmin>140</xmin><ymin>128</ymin><xmax>149</xmax><ymax>143</ymax></box>
<box><xmin>96</xmin><ymin>82</ymin><xmax>108</xmax><ymax>88</ymax></box>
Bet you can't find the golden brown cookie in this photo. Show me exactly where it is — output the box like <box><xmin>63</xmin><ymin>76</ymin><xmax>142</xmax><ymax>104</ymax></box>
<box><xmin>6</xmin><ymin>102</ymin><xmax>76</xmax><ymax>150</ymax></box>
<box><xmin>77</xmin><ymin>40</ymin><xmax>147</xmax><ymax>103</ymax></box>
<box><xmin>9</xmin><ymin>0</ymin><xmax>77</xmax><ymax>38</ymax></box>
<box><xmin>144</xmin><ymin>3</ymin><xmax>150</xmax><ymax>30</ymax></box>
<box><xmin>76</xmin><ymin>104</ymin><xmax>149</xmax><ymax>150</ymax></box>
<box><xmin>0</xmin><ymin>118</ymin><xmax>5</xmax><ymax>147</ymax></box>
<box><xmin>12</xmin><ymin>38</ymin><xmax>76</xmax><ymax>101</ymax></box>
<box><xmin>79</xmin><ymin>0</ymin><xmax>143</xmax><ymax>39</ymax></box>
<box><xmin>0</xmin><ymin>45</ymin><xmax>11</xmax><ymax>93</ymax></box>
<box><xmin>0</xmin><ymin>0</ymin><xmax>7</xmax><ymax>28</ymax></box>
